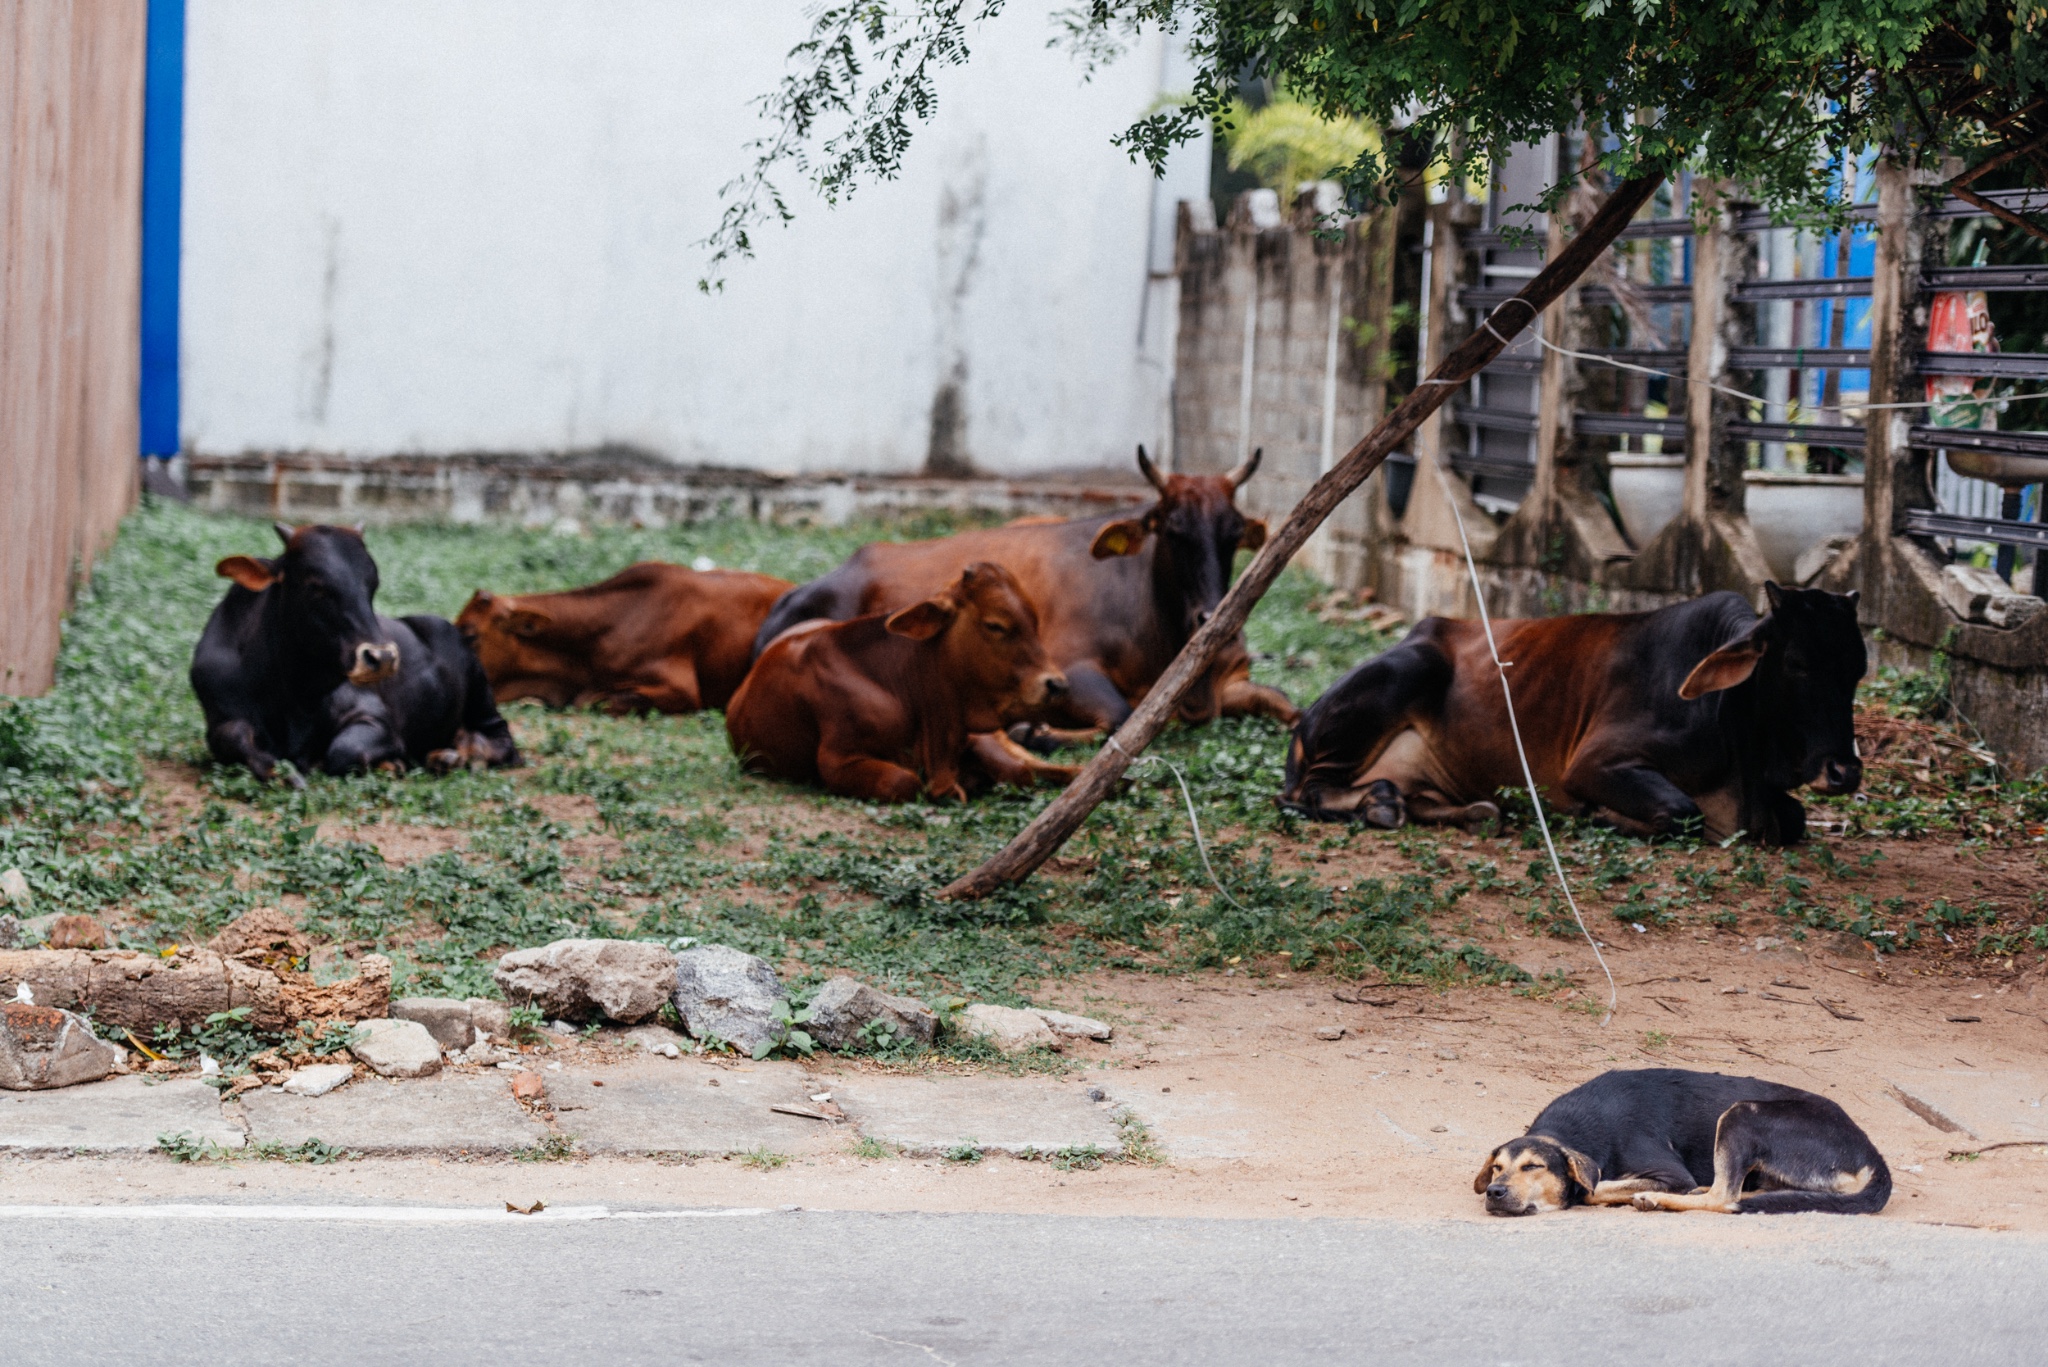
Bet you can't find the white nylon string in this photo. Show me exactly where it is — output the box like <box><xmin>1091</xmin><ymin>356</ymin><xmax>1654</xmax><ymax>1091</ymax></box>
<box><xmin>1104</xmin><ymin>735</ymin><xmax>1251</xmax><ymax>914</ymax></box>
<box><xmin>1429</xmin><ymin>458</ymin><xmax>1619</xmax><ymax>1025</ymax></box>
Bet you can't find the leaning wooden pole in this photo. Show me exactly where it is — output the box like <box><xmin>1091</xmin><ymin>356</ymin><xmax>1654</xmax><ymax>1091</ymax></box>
<box><xmin>941</xmin><ymin>170</ymin><xmax>1667</xmax><ymax>901</ymax></box>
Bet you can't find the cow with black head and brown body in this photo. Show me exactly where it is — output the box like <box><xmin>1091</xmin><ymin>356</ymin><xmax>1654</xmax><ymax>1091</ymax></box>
<box><xmin>726</xmin><ymin>562</ymin><xmax>1078</xmax><ymax>802</ymax></box>
<box><xmin>1280</xmin><ymin>584</ymin><xmax>1865</xmax><ymax>844</ymax></box>
<box><xmin>190</xmin><ymin>523</ymin><xmax>518</xmax><ymax>786</ymax></box>
<box><xmin>748</xmin><ymin>447</ymin><xmax>1296</xmax><ymax>734</ymax></box>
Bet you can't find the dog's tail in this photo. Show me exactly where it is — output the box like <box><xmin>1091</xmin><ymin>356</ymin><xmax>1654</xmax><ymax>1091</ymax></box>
<box><xmin>1737</xmin><ymin>1159</ymin><xmax>1892</xmax><ymax>1215</ymax></box>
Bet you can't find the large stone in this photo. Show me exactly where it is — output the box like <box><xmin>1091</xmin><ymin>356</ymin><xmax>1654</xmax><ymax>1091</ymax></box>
<box><xmin>0</xmin><ymin>915</ymin><xmax>20</xmax><ymax>950</ymax></box>
<box><xmin>0</xmin><ymin>1003</ymin><xmax>125</xmax><ymax>1090</ymax></box>
<box><xmin>349</xmin><ymin>1018</ymin><xmax>443</xmax><ymax>1078</ymax></box>
<box><xmin>494</xmin><ymin>939</ymin><xmax>676</xmax><ymax>1024</ymax></box>
<box><xmin>0</xmin><ymin>867</ymin><xmax>30</xmax><ymax>909</ymax></box>
<box><xmin>1033</xmin><ymin>1008</ymin><xmax>1112</xmax><ymax>1042</ymax></box>
<box><xmin>391</xmin><ymin>997</ymin><xmax>475</xmax><ymax>1050</ymax></box>
<box><xmin>803</xmin><ymin>976</ymin><xmax>938</xmax><ymax>1051</ymax></box>
<box><xmin>671</xmin><ymin>945</ymin><xmax>786</xmax><ymax>1054</ymax></box>
<box><xmin>958</xmin><ymin>1004</ymin><xmax>1057</xmax><ymax>1052</ymax></box>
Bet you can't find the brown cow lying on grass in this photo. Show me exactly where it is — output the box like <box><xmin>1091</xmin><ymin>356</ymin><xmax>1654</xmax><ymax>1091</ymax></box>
<box><xmin>751</xmin><ymin>447</ymin><xmax>1296</xmax><ymax>732</ymax></box>
<box><xmin>726</xmin><ymin>562</ymin><xmax>1078</xmax><ymax>802</ymax></box>
<box><xmin>456</xmin><ymin>562</ymin><xmax>792</xmax><ymax>715</ymax></box>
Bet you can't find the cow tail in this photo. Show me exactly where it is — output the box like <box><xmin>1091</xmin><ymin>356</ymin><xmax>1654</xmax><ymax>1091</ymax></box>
<box><xmin>1737</xmin><ymin>1163</ymin><xmax>1891</xmax><ymax>1216</ymax></box>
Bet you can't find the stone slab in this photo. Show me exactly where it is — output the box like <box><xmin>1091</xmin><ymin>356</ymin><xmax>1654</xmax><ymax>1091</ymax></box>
<box><xmin>554</xmin><ymin>1063</ymin><xmax>824</xmax><ymax>1154</ymax></box>
<box><xmin>0</xmin><ymin>1076</ymin><xmax>244</xmax><ymax>1152</ymax></box>
<box><xmin>831</xmin><ymin>1075</ymin><xmax>1125</xmax><ymax>1156</ymax></box>
<box><xmin>1886</xmin><ymin>1068</ymin><xmax>2048</xmax><ymax>1145</ymax></box>
<box><xmin>240</xmin><ymin>1072</ymin><xmax>547</xmax><ymax>1153</ymax></box>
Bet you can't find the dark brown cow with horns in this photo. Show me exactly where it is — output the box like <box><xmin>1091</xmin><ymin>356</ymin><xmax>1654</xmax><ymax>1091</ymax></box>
<box><xmin>750</xmin><ymin>447</ymin><xmax>1296</xmax><ymax>732</ymax></box>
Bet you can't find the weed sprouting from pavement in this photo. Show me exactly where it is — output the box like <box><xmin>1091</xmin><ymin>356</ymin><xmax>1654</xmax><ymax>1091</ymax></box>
<box><xmin>740</xmin><ymin>1147</ymin><xmax>790</xmax><ymax>1170</ymax></box>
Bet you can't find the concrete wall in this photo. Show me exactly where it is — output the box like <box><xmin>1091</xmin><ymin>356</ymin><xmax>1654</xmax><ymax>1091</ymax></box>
<box><xmin>179</xmin><ymin>0</ymin><xmax>1207</xmax><ymax>476</ymax></box>
<box><xmin>0</xmin><ymin>1</ymin><xmax>146</xmax><ymax>695</ymax></box>
<box><xmin>1172</xmin><ymin>191</ymin><xmax>1402</xmax><ymax>584</ymax></box>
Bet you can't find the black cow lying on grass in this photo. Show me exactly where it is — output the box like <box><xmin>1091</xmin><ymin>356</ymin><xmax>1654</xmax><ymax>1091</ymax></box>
<box><xmin>190</xmin><ymin>523</ymin><xmax>519</xmax><ymax>785</ymax></box>
<box><xmin>1279</xmin><ymin>584</ymin><xmax>1865</xmax><ymax>844</ymax></box>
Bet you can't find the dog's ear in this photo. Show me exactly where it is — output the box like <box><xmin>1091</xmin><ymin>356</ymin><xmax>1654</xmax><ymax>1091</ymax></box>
<box><xmin>1559</xmin><ymin>1146</ymin><xmax>1601</xmax><ymax>1203</ymax></box>
<box><xmin>1473</xmin><ymin>1147</ymin><xmax>1502</xmax><ymax>1195</ymax></box>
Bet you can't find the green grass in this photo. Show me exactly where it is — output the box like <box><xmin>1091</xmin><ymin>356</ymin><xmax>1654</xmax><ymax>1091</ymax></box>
<box><xmin>4</xmin><ymin>500</ymin><xmax>1536</xmax><ymax>1006</ymax></box>
<box><xmin>15</xmin><ymin>498</ymin><xmax>2032</xmax><ymax>1023</ymax></box>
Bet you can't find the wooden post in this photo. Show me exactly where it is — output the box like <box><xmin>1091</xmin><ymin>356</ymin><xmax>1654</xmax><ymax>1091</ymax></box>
<box><xmin>1682</xmin><ymin>189</ymin><xmax>1728</xmax><ymax>524</ymax></box>
<box><xmin>1860</xmin><ymin>154</ymin><xmax>1937</xmax><ymax>615</ymax></box>
<box><xmin>941</xmin><ymin>172</ymin><xmax>1668</xmax><ymax>900</ymax></box>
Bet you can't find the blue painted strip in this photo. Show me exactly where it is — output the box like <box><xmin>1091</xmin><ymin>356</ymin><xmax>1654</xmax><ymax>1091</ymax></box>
<box><xmin>139</xmin><ymin>0</ymin><xmax>185</xmax><ymax>458</ymax></box>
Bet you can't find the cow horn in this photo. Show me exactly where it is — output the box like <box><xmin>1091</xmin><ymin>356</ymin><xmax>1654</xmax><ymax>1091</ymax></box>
<box><xmin>273</xmin><ymin>521</ymin><xmax>297</xmax><ymax>546</ymax></box>
<box><xmin>1226</xmin><ymin>448</ymin><xmax>1263</xmax><ymax>490</ymax></box>
<box><xmin>1135</xmin><ymin>445</ymin><xmax>1169</xmax><ymax>493</ymax></box>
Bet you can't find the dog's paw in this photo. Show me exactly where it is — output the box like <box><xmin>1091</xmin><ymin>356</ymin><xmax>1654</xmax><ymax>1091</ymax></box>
<box><xmin>1630</xmin><ymin>1193</ymin><xmax>1667</xmax><ymax>1212</ymax></box>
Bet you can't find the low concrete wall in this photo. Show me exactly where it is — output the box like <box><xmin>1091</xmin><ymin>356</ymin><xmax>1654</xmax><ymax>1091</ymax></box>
<box><xmin>181</xmin><ymin>451</ymin><xmax>1148</xmax><ymax>530</ymax></box>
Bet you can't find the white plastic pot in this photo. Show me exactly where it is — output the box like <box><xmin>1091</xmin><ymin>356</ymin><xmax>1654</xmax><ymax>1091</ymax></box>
<box><xmin>1607</xmin><ymin>454</ymin><xmax>1687</xmax><ymax>548</ymax></box>
<box><xmin>1742</xmin><ymin>471</ymin><xmax>1865</xmax><ymax>582</ymax></box>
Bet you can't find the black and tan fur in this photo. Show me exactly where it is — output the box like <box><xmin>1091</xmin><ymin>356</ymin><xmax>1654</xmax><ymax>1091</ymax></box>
<box><xmin>1476</xmin><ymin>1069</ymin><xmax>1890</xmax><ymax>1217</ymax></box>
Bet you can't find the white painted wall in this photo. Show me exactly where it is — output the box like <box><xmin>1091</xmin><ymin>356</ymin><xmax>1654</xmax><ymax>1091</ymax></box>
<box><xmin>180</xmin><ymin>1</ymin><xmax>1209</xmax><ymax>475</ymax></box>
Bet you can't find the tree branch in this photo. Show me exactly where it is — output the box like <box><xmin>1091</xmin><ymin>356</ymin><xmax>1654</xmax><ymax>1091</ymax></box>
<box><xmin>1950</xmin><ymin>185</ymin><xmax>2048</xmax><ymax>249</ymax></box>
<box><xmin>940</xmin><ymin>169</ymin><xmax>1668</xmax><ymax>900</ymax></box>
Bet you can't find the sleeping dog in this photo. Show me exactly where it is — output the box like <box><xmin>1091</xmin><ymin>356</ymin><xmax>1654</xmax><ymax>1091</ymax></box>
<box><xmin>1477</xmin><ymin>1068</ymin><xmax>1890</xmax><ymax>1216</ymax></box>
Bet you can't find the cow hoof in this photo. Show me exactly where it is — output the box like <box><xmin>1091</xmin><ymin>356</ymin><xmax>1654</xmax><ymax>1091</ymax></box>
<box><xmin>425</xmin><ymin>748</ymin><xmax>459</xmax><ymax>774</ymax></box>
<box><xmin>1006</xmin><ymin>723</ymin><xmax>1060</xmax><ymax>757</ymax></box>
<box><xmin>1359</xmin><ymin>780</ymin><xmax>1406</xmax><ymax>830</ymax></box>
<box><xmin>1458</xmin><ymin>801</ymin><xmax>1501</xmax><ymax>832</ymax></box>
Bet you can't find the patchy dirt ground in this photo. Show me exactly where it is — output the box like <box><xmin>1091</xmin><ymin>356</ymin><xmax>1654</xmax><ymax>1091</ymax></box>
<box><xmin>7</xmin><ymin>940</ymin><xmax>2044</xmax><ymax>1233</ymax></box>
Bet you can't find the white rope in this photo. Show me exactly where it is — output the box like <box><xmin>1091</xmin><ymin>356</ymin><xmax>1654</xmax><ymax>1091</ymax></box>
<box><xmin>1429</xmin><ymin>459</ymin><xmax>1619</xmax><ymax>1025</ymax></box>
<box><xmin>1104</xmin><ymin>735</ymin><xmax>1251</xmax><ymax>915</ymax></box>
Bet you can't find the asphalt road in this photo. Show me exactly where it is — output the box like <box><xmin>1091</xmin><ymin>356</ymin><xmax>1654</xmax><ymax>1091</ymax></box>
<box><xmin>2</xmin><ymin>1204</ymin><xmax>2041</xmax><ymax>1365</ymax></box>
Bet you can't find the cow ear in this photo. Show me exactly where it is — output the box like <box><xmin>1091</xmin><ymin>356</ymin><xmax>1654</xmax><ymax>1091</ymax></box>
<box><xmin>504</xmin><ymin>608</ymin><xmax>552</xmax><ymax>638</ymax></box>
<box><xmin>885</xmin><ymin>598</ymin><xmax>957</xmax><ymax>641</ymax></box>
<box><xmin>1239</xmin><ymin>518</ymin><xmax>1268</xmax><ymax>551</ymax></box>
<box><xmin>1560</xmin><ymin>1146</ymin><xmax>1600</xmax><ymax>1202</ymax></box>
<box><xmin>216</xmin><ymin>555</ymin><xmax>279</xmax><ymax>592</ymax></box>
<box><xmin>1090</xmin><ymin>518</ymin><xmax>1149</xmax><ymax>559</ymax></box>
<box><xmin>1678</xmin><ymin>638</ymin><xmax>1766</xmax><ymax>700</ymax></box>
<box><xmin>1473</xmin><ymin>1148</ymin><xmax>1502</xmax><ymax>1195</ymax></box>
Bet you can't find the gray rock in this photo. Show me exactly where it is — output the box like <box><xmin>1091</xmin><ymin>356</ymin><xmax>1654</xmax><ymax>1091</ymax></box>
<box><xmin>672</xmin><ymin>945</ymin><xmax>786</xmax><ymax>1054</ymax></box>
<box><xmin>493</xmin><ymin>939</ymin><xmax>676</xmax><ymax>1024</ymax></box>
<box><xmin>0</xmin><ymin>867</ymin><xmax>30</xmax><ymax>909</ymax></box>
<box><xmin>958</xmin><ymin>1004</ymin><xmax>1057</xmax><ymax>1052</ymax></box>
<box><xmin>466</xmin><ymin>998</ymin><xmax>512</xmax><ymax>1040</ymax></box>
<box><xmin>391</xmin><ymin>997</ymin><xmax>475</xmax><ymax>1051</ymax></box>
<box><xmin>0</xmin><ymin>1002</ymin><xmax>125</xmax><ymax>1090</ymax></box>
<box><xmin>0</xmin><ymin>914</ymin><xmax>19</xmax><ymax>950</ymax></box>
<box><xmin>1033</xmin><ymin>1008</ymin><xmax>1112</xmax><ymax>1042</ymax></box>
<box><xmin>804</xmin><ymin>976</ymin><xmax>938</xmax><ymax>1051</ymax></box>
<box><xmin>348</xmin><ymin>1018</ymin><xmax>443</xmax><ymax>1079</ymax></box>
<box><xmin>280</xmin><ymin>1063</ymin><xmax>354</xmax><ymax>1097</ymax></box>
